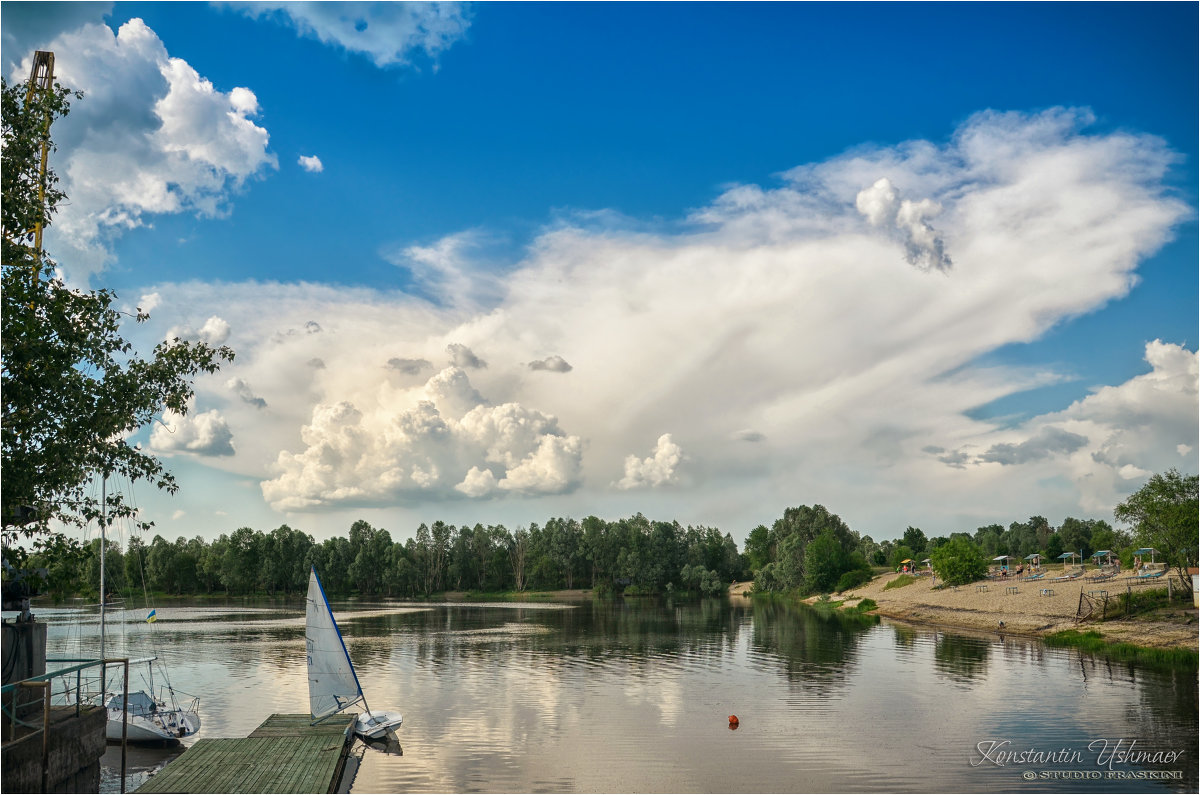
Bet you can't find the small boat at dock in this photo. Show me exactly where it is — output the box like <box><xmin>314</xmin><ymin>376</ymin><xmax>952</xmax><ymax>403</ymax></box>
<box><xmin>306</xmin><ymin>566</ymin><xmax>403</xmax><ymax>740</ymax></box>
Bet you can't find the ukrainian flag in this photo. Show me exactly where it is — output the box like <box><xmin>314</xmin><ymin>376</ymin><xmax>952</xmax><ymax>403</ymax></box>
<box><xmin>146</xmin><ymin>609</ymin><xmax>157</xmax><ymax>623</ymax></box>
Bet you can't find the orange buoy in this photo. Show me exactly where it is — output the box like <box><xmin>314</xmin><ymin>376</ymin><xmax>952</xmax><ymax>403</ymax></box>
<box><xmin>728</xmin><ymin>715</ymin><xmax>739</xmax><ymax>729</ymax></box>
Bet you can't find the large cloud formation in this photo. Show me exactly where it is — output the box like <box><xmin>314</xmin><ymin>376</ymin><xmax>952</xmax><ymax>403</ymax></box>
<box><xmin>137</xmin><ymin>108</ymin><xmax>1192</xmax><ymax>533</ymax></box>
<box><xmin>7</xmin><ymin>17</ymin><xmax>276</xmax><ymax>282</ymax></box>
<box><xmin>260</xmin><ymin>366</ymin><xmax>582</xmax><ymax>511</ymax></box>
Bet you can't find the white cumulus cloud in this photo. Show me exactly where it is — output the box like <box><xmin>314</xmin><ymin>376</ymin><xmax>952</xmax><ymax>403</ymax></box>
<box><xmin>259</xmin><ymin>367</ymin><xmax>582</xmax><ymax>511</ymax></box>
<box><xmin>856</xmin><ymin>177</ymin><xmax>952</xmax><ymax>271</ymax></box>
<box><xmin>167</xmin><ymin>315</ymin><xmax>231</xmax><ymax>345</ymax></box>
<box><xmin>238</xmin><ymin>1</ymin><xmax>471</xmax><ymax>68</ymax></box>
<box><xmin>617</xmin><ymin>434</ymin><xmax>683</xmax><ymax>490</ymax></box>
<box><xmin>298</xmin><ymin>154</ymin><xmax>323</xmax><ymax>173</ymax></box>
<box><xmin>8</xmin><ymin>18</ymin><xmax>277</xmax><ymax>282</ymax></box>
<box><xmin>150</xmin><ymin>405</ymin><xmax>235</xmax><ymax>457</ymax></box>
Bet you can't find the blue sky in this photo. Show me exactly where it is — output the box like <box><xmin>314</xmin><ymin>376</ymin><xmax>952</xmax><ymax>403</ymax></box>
<box><xmin>3</xmin><ymin>2</ymin><xmax>1196</xmax><ymax>546</ymax></box>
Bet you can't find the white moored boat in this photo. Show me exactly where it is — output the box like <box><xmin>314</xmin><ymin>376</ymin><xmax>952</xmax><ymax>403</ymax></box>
<box><xmin>93</xmin><ymin>478</ymin><xmax>201</xmax><ymax>744</ymax></box>
<box><xmin>306</xmin><ymin>566</ymin><xmax>402</xmax><ymax>740</ymax></box>
<box><xmin>105</xmin><ymin>687</ymin><xmax>201</xmax><ymax>742</ymax></box>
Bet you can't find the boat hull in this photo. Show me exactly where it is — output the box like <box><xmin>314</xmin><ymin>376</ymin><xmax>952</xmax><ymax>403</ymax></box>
<box><xmin>106</xmin><ymin>706</ymin><xmax>200</xmax><ymax>744</ymax></box>
<box><xmin>355</xmin><ymin>710</ymin><xmax>403</xmax><ymax>740</ymax></box>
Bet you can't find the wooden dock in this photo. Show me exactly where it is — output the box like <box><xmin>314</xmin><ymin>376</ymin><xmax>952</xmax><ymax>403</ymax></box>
<box><xmin>134</xmin><ymin>714</ymin><xmax>357</xmax><ymax>794</ymax></box>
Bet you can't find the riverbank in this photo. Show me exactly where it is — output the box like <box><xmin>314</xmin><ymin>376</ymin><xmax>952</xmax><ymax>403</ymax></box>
<box><xmin>824</xmin><ymin>570</ymin><xmax>1198</xmax><ymax>652</ymax></box>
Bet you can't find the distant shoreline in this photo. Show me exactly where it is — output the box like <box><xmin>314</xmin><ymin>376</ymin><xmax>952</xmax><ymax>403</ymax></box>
<box><xmin>809</xmin><ymin>570</ymin><xmax>1197</xmax><ymax>653</ymax></box>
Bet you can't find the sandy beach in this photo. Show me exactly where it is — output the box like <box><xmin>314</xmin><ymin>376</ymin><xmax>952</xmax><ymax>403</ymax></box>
<box><xmin>730</xmin><ymin>571</ymin><xmax>1197</xmax><ymax>651</ymax></box>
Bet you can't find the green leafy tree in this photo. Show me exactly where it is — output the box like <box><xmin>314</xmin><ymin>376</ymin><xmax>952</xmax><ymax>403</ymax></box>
<box><xmin>744</xmin><ymin>524</ymin><xmax>771</xmax><ymax>572</ymax></box>
<box><xmin>1</xmin><ymin>75</ymin><xmax>233</xmax><ymax>567</ymax></box>
<box><xmin>804</xmin><ymin>530</ymin><xmax>848</xmax><ymax>593</ymax></box>
<box><xmin>1114</xmin><ymin>468</ymin><xmax>1198</xmax><ymax>584</ymax></box>
<box><xmin>930</xmin><ymin>536</ymin><xmax>987</xmax><ymax>586</ymax></box>
<box><xmin>1044</xmin><ymin>532</ymin><xmax>1064</xmax><ymax>561</ymax></box>
<box><xmin>1058</xmin><ymin>517</ymin><xmax>1095</xmax><ymax>559</ymax></box>
<box><xmin>901</xmin><ymin>527</ymin><xmax>927</xmax><ymax>557</ymax></box>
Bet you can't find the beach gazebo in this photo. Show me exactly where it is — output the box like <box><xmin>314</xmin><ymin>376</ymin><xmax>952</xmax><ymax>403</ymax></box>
<box><xmin>1024</xmin><ymin>553</ymin><xmax>1041</xmax><ymax>571</ymax></box>
<box><xmin>992</xmin><ymin>555</ymin><xmax>1011</xmax><ymax>575</ymax></box>
<box><xmin>1134</xmin><ymin>547</ymin><xmax>1157</xmax><ymax>564</ymax></box>
<box><xmin>1091</xmin><ymin>549</ymin><xmax>1113</xmax><ymax>567</ymax></box>
<box><xmin>1057</xmin><ymin>551</ymin><xmax>1080</xmax><ymax>569</ymax></box>
<box><xmin>921</xmin><ymin>557</ymin><xmax>932</xmax><ymax>574</ymax></box>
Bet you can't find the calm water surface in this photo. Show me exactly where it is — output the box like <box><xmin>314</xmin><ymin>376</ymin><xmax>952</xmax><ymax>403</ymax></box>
<box><xmin>36</xmin><ymin>596</ymin><xmax>1197</xmax><ymax>793</ymax></box>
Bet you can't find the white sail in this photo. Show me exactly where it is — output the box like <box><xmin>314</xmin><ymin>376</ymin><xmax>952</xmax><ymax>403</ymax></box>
<box><xmin>306</xmin><ymin>567</ymin><xmax>365</xmax><ymax>721</ymax></box>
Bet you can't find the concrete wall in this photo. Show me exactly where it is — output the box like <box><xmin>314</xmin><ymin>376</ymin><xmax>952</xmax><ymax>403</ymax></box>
<box><xmin>1</xmin><ymin>706</ymin><xmax>106</xmax><ymax>793</ymax></box>
<box><xmin>2</xmin><ymin>620</ymin><xmax>49</xmax><ymax>683</ymax></box>
<box><xmin>2</xmin><ymin>621</ymin><xmax>50</xmax><ymax>733</ymax></box>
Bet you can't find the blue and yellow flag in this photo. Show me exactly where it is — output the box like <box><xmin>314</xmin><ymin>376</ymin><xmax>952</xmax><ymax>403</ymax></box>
<box><xmin>146</xmin><ymin>609</ymin><xmax>157</xmax><ymax>623</ymax></box>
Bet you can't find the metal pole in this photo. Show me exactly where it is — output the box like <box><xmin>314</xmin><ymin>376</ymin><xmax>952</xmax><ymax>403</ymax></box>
<box><xmin>100</xmin><ymin>478</ymin><xmax>107</xmax><ymax>662</ymax></box>
<box><xmin>121</xmin><ymin>659</ymin><xmax>128</xmax><ymax>793</ymax></box>
<box><xmin>23</xmin><ymin>50</ymin><xmax>55</xmax><ymax>281</ymax></box>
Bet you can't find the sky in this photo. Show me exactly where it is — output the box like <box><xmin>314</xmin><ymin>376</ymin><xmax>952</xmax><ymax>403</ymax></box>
<box><xmin>3</xmin><ymin>1</ymin><xmax>1197</xmax><ymax>548</ymax></box>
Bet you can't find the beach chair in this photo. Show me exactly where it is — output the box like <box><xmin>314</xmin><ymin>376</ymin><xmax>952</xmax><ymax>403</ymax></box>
<box><xmin>1136</xmin><ymin>569</ymin><xmax>1166</xmax><ymax>580</ymax></box>
<box><xmin>1050</xmin><ymin>569</ymin><xmax>1083</xmax><ymax>582</ymax></box>
<box><xmin>1022</xmin><ymin>572</ymin><xmax>1045</xmax><ymax>582</ymax></box>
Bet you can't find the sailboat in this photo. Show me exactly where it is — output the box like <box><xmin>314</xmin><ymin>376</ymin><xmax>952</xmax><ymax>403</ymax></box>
<box><xmin>306</xmin><ymin>566</ymin><xmax>403</xmax><ymax>740</ymax></box>
<box><xmin>96</xmin><ymin>478</ymin><xmax>201</xmax><ymax>743</ymax></box>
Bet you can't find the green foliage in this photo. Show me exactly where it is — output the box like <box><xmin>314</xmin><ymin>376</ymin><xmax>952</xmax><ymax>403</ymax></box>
<box><xmin>929</xmin><ymin>536</ymin><xmax>988</xmax><ymax>586</ymax></box>
<box><xmin>744</xmin><ymin>524</ymin><xmax>771</xmax><ymax>572</ymax></box>
<box><xmin>883</xmin><ymin>574</ymin><xmax>916</xmax><ymax>591</ymax></box>
<box><xmin>901</xmin><ymin>527</ymin><xmax>927</xmax><ymax>557</ymax></box>
<box><xmin>804</xmin><ymin>530</ymin><xmax>847</xmax><ymax>593</ymax></box>
<box><xmin>852</xmin><ymin>598</ymin><xmax>878</xmax><ymax>612</ymax></box>
<box><xmin>752</xmin><ymin>504</ymin><xmax>864</xmax><ymax>595</ymax></box>
<box><xmin>34</xmin><ymin>511</ymin><xmax>753</xmax><ymax>600</ymax></box>
<box><xmin>835</xmin><ymin>567</ymin><xmax>871</xmax><ymax>593</ymax></box>
<box><xmin>889</xmin><ymin>544</ymin><xmax>916</xmax><ymax>570</ymax></box>
<box><xmin>680</xmin><ymin>563</ymin><xmax>726</xmax><ymax>596</ymax></box>
<box><xmin>1114</xmin><ymin>468</ymin><xmax>1199</xmax><ymax>583</ymax></box>
<box><xmin>1</xmin><ymin>76</ymin><xmax>233</xmax><ymax>566</ymax></box>
<box><xmin>1044</xmin><ymin>532</ymin><xmax>1065</xmax><ymax>560</ymax></box>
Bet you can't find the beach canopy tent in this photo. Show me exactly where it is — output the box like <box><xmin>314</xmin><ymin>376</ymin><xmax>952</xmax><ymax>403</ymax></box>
<box><xmin>1134</xmin><ymin>547</ymin><xmax>1158</xmax><ymax>563</ymax></box>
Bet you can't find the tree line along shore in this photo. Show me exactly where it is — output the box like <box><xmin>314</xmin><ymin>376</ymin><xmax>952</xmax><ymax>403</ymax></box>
<box><xmin>30</xmin><ymin>469</ymin><xmax>1195</xmax><ymax>614</ymax></box>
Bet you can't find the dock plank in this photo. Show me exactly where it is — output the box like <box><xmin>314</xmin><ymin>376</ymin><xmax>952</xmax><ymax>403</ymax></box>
<box><xmin>135</xmin><ymin>714</ymin><xmax>356</xmax><ymax>794</ymax></box>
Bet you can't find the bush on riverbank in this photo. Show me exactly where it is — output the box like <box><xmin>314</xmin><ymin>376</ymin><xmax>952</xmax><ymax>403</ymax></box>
<box><xmin>883</xmin><ymin>574</ymin><xmax>916</xmax><ymax>591</ymax></box>
<box><xmin>929</xmin><ymin>536</ymin><xmax>988</xmax><ymax>586</ymax></box>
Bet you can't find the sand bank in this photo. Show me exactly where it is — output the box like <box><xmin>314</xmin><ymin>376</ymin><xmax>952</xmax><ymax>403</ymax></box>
<box><xmin>832</xmin><ymin>570</ymin><xmax>1197</xmax><ymax>650</ymax></box>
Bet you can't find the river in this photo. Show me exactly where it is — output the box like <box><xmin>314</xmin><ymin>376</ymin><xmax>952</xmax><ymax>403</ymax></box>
<box><xmin>36</xmin><ymin>595</ymin><xmax>1196</xmax><ymax>793</ymax></box>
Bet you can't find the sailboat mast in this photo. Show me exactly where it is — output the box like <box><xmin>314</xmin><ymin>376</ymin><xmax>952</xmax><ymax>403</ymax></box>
<box><xmin>100</xmin><ymin>477</ymin><xmax>106</xmax><ymax>660</ymax></box>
